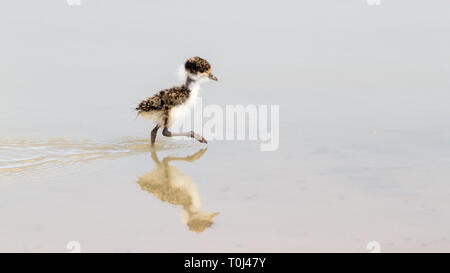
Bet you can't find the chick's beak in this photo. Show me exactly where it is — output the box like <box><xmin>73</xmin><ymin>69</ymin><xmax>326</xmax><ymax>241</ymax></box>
<box><xmin>208</xmin><ymin>73</ymin><xmax>218</xmax><ymax>81</ymax></box>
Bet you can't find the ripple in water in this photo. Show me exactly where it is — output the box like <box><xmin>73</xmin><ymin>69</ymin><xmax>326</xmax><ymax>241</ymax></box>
<box><xmin>0</xmin><ymin>138</ymin><xmax>192</xmax><ymax>175</ymax></box>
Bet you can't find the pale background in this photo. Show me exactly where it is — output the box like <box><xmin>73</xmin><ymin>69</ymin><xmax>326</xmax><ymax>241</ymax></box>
<box><xmin>0</xmin><ymin>0</ymin><xmax>449</xmax><ymax>252</ymax></box>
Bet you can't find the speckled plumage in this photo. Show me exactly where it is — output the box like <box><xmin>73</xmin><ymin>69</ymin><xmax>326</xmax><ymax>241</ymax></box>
<box><xmin>136</xmin><ymin>56</ymin><xmax>217</xmax><ymax>145</ymax></box>
<box><xmin>136</xmin><ymin>86</ymin><xmax>191</xmax><ymax>112</ymax></box>
<box><xmin>185</xmin><ymin>56</ymin><xmax>212</xmax><ymax>74</ymax></box>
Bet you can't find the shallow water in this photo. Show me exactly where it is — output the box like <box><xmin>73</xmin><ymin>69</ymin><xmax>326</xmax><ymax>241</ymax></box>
<box><xmin>1</xmin><ymin>132</ymin><xmax>450</xmax><ymax>252</ymax></box>
<box><xmin>0</xmin><ymin>138</ymin><xmax>188</xmax><ymax>175</ymax></box>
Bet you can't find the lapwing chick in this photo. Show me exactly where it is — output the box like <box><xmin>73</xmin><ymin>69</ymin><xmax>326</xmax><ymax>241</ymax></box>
<box><xmin>136</xmin><ymin>57</ymin><xmax>218</xmax><ymax>146</ymax></box>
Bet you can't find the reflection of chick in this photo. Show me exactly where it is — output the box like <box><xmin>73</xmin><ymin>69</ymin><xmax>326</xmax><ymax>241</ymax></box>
<box><xmin>138</xmin><ymin>148</ymin><xmax>219</xmax><ymax>233</ymax></box>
